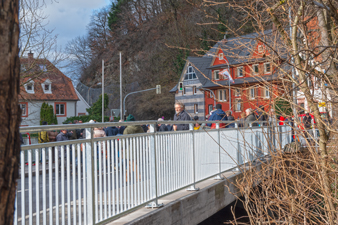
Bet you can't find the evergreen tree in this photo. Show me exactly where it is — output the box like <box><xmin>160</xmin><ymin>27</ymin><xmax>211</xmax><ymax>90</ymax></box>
<box><xmin>40</xmin><ymin>102</ymin><xmax>58</xmax><ymax>125</ymax></box>
<box><xmin>86</xmin><ymin>94</ymin><xmax>109</xmax><ymax>119</ymax></box>
<box><xmin>108</xmin><ymin>0</ymin><xmax>129</xmax><ymax>29</ymax></box>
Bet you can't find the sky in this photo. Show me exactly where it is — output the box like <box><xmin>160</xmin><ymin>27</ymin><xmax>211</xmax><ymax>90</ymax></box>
<box><xmin>42</xmin><ymin>0</ymin><xmax>111</xmax><ymax>78</ymax></box>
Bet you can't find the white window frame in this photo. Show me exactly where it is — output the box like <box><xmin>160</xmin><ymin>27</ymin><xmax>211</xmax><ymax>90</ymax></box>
<box><xmin>235</xmin><ymin>99</ymin><xmax>242</xmax><ymax>112</ymax></box>
<box><xmin>264</xmin><ymin>87</ymin><xmax>270</xmax><ymax>98</ymax></box>
<box><xmin>19</xmin><ymin>103</ymin><xmax>27</xmax><ymax>116</ymax></box>
<box><xmin>214</xmin><ymin>70</ymin><xmax>220</xmax><ymax>80</ymax></box>
<box><xmin>208</xmin><ymin>104</ymin><xmax>213</xmax><ymax>114</ymax></box>
<box><xmin>194</xmin><ymin>104</ymin><xmax>198</xmax><ymax>114</ymax></box>
<box><xmin>258</xmin><ymin>45</ymin><xmax>264</xmax><ymax>53</ymax></box>
<box><xmin>39</xmin><ymin>64</ymin><xmax>47</xmax><ymax>71</ymax></box>
<box><xmin>249</xmin><ymin>87</ymin><xmax>256</xmax><ymax>99</ymax></box>
<box><xmin>24</xmin><ymin>80</ymin><xmax>35</xmax><ymax>94</ymax></box>
<box><xmin>41</xmin><ymin>79</ymin><xmax>52</xmax><ymax>94</ymax></box>
<box><xmin>55</xmin><ymin>103</ymin><xmax>65</xmax><ymax>115</ymax></box>
<box><xmin>184</xmin><ymin>64</ymin><xmax>197</xmax><ymax>80</ymax></box>
<box><xmin>235</xmin><ymin>88</ymin><xmax>241</xmax><ymax>97</ymax></box>
<box><xmin>237</xmin><ymin>67</ymin><xmax>244</xmax><ymax>77</ymax></box>
<box><xmin>218</xmin><ymin>89</ymin><xmax>227</xmax><ymax>102</ymax></box>
<box><xmin>219</xmin><ymin>53</ymin><xmax>223</xmax><ymax>60</ymax></box>
<box><xmin>252</xmin><ymin>64</ymin><xmax>259</xmax><ymax>75</ymax></box>
<box><xmin>264</xmin><ymin>62</ymin><xmax>271</xmax><ymax>74</ymax></box>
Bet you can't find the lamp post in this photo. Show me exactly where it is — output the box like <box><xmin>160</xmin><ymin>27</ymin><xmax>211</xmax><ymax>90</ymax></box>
<box><xmin>123</xmin><ymin>85</ymin><xmax>161</xmax><ymax>120</ymax></box>
<box><xmin>102</xmin><ymin>60</ymin><xmax>104</xmax><ymax>123</ymax></box>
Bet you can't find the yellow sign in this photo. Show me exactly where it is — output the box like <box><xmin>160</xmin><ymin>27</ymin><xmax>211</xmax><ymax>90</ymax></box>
<box><xmin>318</xmin><ymin>102</ymin><xmax>326</xmax><ymax>107</ymax></box>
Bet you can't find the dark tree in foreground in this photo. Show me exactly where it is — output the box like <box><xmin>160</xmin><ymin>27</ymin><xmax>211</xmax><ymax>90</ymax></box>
<box><xmin>0</xmin><ymin>0</ymin><xmax>21</xmax><ymax>224</ymax></box>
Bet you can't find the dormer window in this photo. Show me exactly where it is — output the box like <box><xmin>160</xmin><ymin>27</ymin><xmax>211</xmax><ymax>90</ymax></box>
<box><xmin>219</xmin><ymin>53</ymin><xmax>223</xmax><ymax>60</ymax></box>
<box><xmin>24</xmin><ymin>80</ymin><xmax>35</xmax><ymax>94</ymax></box>
<box><xmin>42</xmin><ymin>79</ymin><xmax>52</xmax><ymax>94</ymax></box>
<box><xmin>39</xmin><ymin>64</ymin><xmax>47</xmax><ymax>71</ymax></box>
<box><xmin>258</xmin><ymin>45</ymin><xmax>264</xmax><ymax>53</ymax></box>
<box><xmin>264</xmin><ymin>63</ymin><xmax>271</xmax><ymax>74</ymax></box>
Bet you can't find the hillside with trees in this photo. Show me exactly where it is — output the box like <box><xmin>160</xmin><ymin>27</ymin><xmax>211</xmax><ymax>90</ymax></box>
<box><xmin>67</xmin><ymin>0</ymin><xmax>253</xmax><ymax>120</ymax></box>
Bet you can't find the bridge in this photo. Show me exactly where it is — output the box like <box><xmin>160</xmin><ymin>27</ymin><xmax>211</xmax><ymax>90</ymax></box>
<box><xmin>15</xmin><ymin>121</ymin><xmax>292</xmax><ymax>225</ymax></box>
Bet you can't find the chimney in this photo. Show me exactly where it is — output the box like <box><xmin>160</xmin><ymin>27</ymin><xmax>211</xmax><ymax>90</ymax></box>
<box><xmin>28</xmin><ymin>51</ymin><xmax>33</xmax><ymax>63</ymax></box>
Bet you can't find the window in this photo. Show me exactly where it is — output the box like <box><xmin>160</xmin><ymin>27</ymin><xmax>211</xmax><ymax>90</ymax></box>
<box><xmin>258</xmin><ymin>45</ymin><xmax>264</xmax><ymax>53</ymax></box>
<box><xmin>235</xmin><ymin>88</ymin><xmax>241</xmax><ymax>97</ymax></box>
<box><xmin>45</xmin><ymin>84</ymin><xmax>50</xmax><ymax>91</ymax></box>
<box><xmin>184</xmin><ymin>64</ymin><xmax>197</xmax><ymax>80</ymax></box>
<box><xmin>193</xmin><ymin>86</ymin><xmax>197</xmax><ymax>95</ymax></box>
<box><xmin>252</xmin><ymin>64</ymin><xmax>259</xmax><ymax>75</ymax></box>
<box><xmin>219</xmin><ymin>53</ymin><xmax>223</xmax><ymax>60</ymax></box>
<box><xmin>194</xmin><ymin>104</ymin><xmax>198</xmax><ymax>114</ymax></box>
<box><xmin>237</xmin><ymin>67</ymin><xmax>244</xmax><ymax>77</ymax></box>
<box><xmin>264</xmin><ymin>87</ymin><xmax>270</xmax><ymax>98</ymax></box>
<box><xmin>19</xmin><ymin>103</ymin><xmax>28</xmax><ymax>117</ymax></box>
<box><xmin>249</xmin><ymin>87</ymin><xmax>256</xmax><ymax>99</ymax></box>
<box><xmin>235</xmin><ymin>99</ymin><xmax>243</xmax><ymax>112</ymax></box>
<box><xmin>218</xmin><ymin>89</ymin><xmax>227</xmax><ymax>102</ymax></box>
<box><xmin>208</xmin><ymin>104</ymin><xmax>213</xmax><ymax>114</ymax></box>
<box><xmin>55</xmin><ymin>103</ymin><xmax>66</xmax><ymax>116</ymax></box>
<box><xmin>25</xmin><ymin>80</ymin><xmax>34</xmax><ymax>94</ymax></box>
<box><xmin>21</xmin><ymin>64</ymin><xmax>26</xmax><ymax>72</ymax></box>
<box><xmin>264</xmin><ymin>63</ymin><xmax>271</xmax><ymax>74</ymax></box>
<box><xmin>42</xmin><ymin>79</ymin><xmax>52</xmax><ymax>94</ymax></box>
<box><xmin>39</xmin><ymin>64</ymin><xmax>47</xmax><ymax>71</ymax></box>
<box><xmin>214</xmin><ymin>70</ymin><xmax>220</xmax><ymax>80</ymax></box>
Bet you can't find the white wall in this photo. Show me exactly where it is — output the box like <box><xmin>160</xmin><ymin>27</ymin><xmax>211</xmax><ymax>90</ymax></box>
<box><xmin>75</xmin><ymin>89</ymin><xmax>89</xmax><ymax>115</ymax></box>
<box><xmin>20</xmin><ymin>101</ymin><xmax>77</xmax><ymax>126</ymax></box>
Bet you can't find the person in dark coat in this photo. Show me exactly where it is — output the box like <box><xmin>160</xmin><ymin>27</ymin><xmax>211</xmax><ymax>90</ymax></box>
<box><xmin>303</xmin><ymin>113</ymin><xmax>312</xmax><ymax>129</ymax></box>
<box><xmin>105</xmin><ymin>118</ymin><xmax>119</xmax><ymax>136</ymax></box>
<box><xmin>157</xmin><ymin>118</ymin><xmax>168</xmax><ymax>132</ymax></box>
<box><xmin>173</xmin><ymin>103</ymin><xmax>191</xmax><ymax>131</ymax></box>
<box><xmin>207</xmin><ymin>104</ymin><xmax>227</xmax><ymax>128</ymax></box>
<box><xmin>226</xmin><ymin>111</ymin><xmax>235</xmax><ymax>128</ymax></box>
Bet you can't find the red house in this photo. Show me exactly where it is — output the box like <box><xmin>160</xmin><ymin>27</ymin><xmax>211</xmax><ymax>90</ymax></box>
<box><xmin>201</xmin><ymin>31</ymin><xmax>286</xmax><ymax>119</ymax></box>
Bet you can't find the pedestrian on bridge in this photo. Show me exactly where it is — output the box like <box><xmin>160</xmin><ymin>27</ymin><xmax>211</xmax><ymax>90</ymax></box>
<box><xmin>173</xmin><ymin>102</ymin><xmax>191</xmax><ymax>131</ymax></box>
<box><xmin>207</xmin><ymin>104</ymin><xmax>227</xmax><ymax>129</ymax></box>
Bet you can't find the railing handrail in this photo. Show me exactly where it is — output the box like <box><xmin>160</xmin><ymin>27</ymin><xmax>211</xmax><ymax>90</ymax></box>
<box><xmin>20</xmin><ymin>120</ymin><xmax>289</xmax><ymax>133</ymax></box>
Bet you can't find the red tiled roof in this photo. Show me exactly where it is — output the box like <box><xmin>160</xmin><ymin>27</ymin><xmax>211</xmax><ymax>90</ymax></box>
<box><xmin>19</xmin><ymin>57</ymin><xmax>79</xmax><ymax>101</ymax></box>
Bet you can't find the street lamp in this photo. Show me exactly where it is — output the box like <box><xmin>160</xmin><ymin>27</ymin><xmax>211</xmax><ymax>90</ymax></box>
<box><xmin>123</xmin><ymin>85</ymin><xmax>161</xmax><ymax>120</ymax></box>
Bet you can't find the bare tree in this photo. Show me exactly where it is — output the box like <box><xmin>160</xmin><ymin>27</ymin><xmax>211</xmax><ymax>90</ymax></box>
<box><xmin>0</xmin><ymin>0</ymin><xmax>21</xmax><ymax>224</ymax></box>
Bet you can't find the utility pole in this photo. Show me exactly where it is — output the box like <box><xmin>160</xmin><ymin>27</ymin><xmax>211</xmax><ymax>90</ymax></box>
<box><xmin>102</xmin><ymin>60</ymin><xmax>104</xmax><ymax>123</ymax></box>
<box><xmin>120</xmin><ymin>52</ymin><xmax>122</xmax><ymax>120</ymax></box>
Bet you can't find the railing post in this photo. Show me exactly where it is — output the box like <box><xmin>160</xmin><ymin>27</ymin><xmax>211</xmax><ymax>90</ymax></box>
<box><xmin>86</xmin><ymin>124</ymin><xmax>95</xmax><ymax>224</ymax></box>
<box><xmin>187</xmin><ymin>123</ymin><xmax>199</xmax><ymax>191</ymax></box>
<box><xmin>146</xmin><ymin>123</ymin><xmax>163</xmax><ymax>208</ymax></box>
<box><xmin>214</xmin><ymin>122</ymin><xmax>223</xmax><ymax>180</ymax></box>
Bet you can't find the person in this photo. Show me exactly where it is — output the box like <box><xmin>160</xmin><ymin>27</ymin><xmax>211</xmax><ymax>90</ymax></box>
<box><xmin>117</xmin><ymin>120</ymin><xmax>125</xmax><ymax>134</ymax></box>
<box><xmin>47</xmin><ymin>123</ymin><xmax>58</xmax><ymax>142</ymax></box>
<box><xmin>38</xmin><ymin>121</ymin><xmax>49</xmax><ymax>143</ymax></box>
<box><xmin>157</xmin><ymin>118</ymin><xmax>168</xmax><ymax>132</ymax></box>
<box><xmin>173</xmin><ymin>102</ymin><xmax>191</xmax><ymax>131</ymax></box>
<box><xmin>193</xmin><ymin>116</ymin><xmax>201</xmax><ymax>130</ymax></box>
<box><xmin>56</xmin><ymin>129</ymin><xmax>70</xmax><ymax>170</ymax></box>
<box><xmin>123</xmin><ymin>114</ymin><xmax>145</xmax><ymax>134</ymax></box>
<box><xmin>207</xmin><ymin>104</ymin><xmax>227</xmax><ymax>128</ymax></box>
<box><xmin>238</xmin><ymin>112</ymin><xmax>246</xmax><ymax>128</ymax></box>
<box><xmin>226</xmin><ymin>111</ymin><xmax>235</xmax><ymax>128</ymax></box>
<box><xmin>245</xmin><ymin>108</ymin><xmax>257</xmax><ymax>127</ymax></box>
<box><xmin>303</xmin><ymin>113</ymin><xmax>312</xmax><ymax>129</ymax></box>
<box><xmin>257</xmin><ymin>106</ymin><xmax>268</xmax><ymax>125</ymax></box>
<box><xmin>68</xmin><ymin>122</ymin><xmax>77</xmax><ymax>140</ymax></box>
<box><xmin>105</xmin><ymin>118</ymin><xmax>119</xmax><ymax>136</ymax></box>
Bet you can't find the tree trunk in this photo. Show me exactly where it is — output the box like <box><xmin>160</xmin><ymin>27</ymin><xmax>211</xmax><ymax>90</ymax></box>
<box><xmin>0</xmin><ymin>0</ymin><xmax>21</xmax><ymax>225</ymax></box>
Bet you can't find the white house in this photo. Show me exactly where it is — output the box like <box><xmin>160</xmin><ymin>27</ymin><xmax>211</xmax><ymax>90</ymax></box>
<box><xmin>19</xmin><ymin>53</ymin><xmax>79</xmax><ymax>126</ymax></box>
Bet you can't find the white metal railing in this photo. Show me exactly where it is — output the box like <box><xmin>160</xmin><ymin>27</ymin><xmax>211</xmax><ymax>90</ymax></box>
<box><xmin>15</xmin><ymin>120</ymin><xmax>292</xmax><ymax>225</ymax></box>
